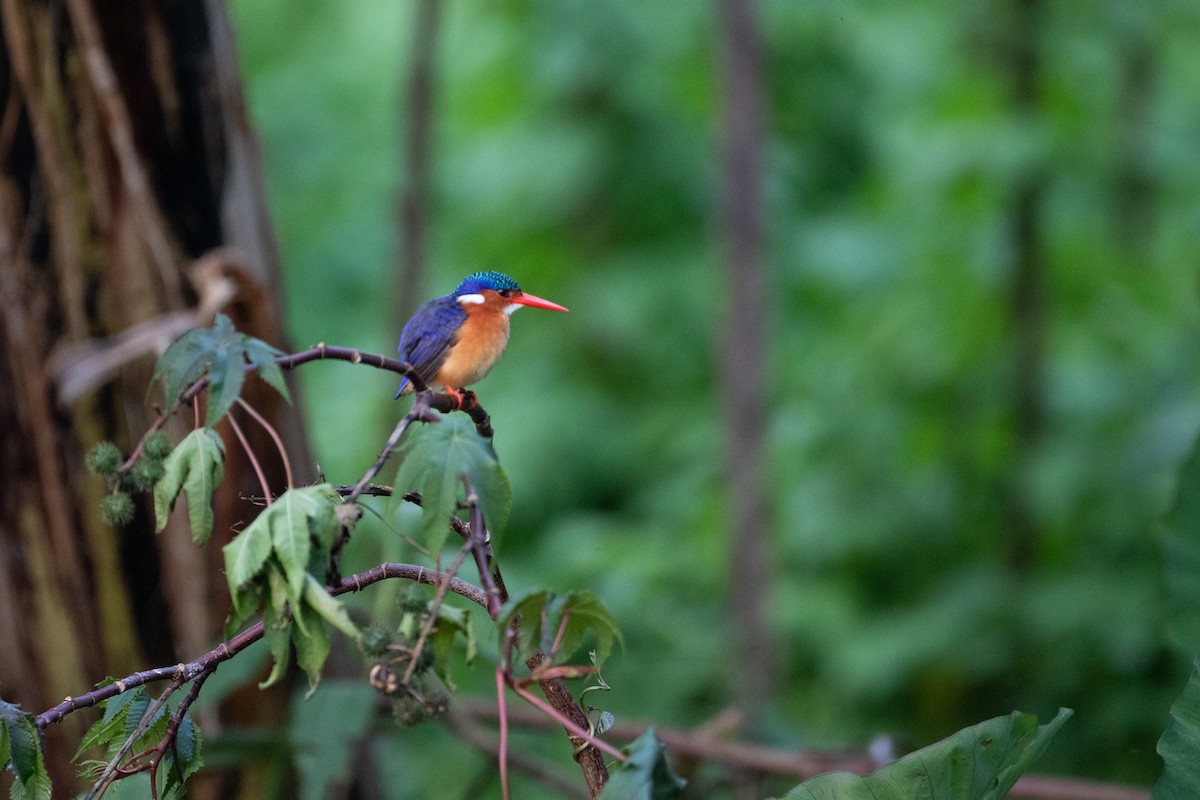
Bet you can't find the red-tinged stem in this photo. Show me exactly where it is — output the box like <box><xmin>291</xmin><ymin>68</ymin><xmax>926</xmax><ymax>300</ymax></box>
<box><xmin>551</xmin><ymin>610</ymin><xmax>571</xmax><ymax>656</ymax></box>
<box><xmin>225</xmin><ymin>409</ymin><xmax>271</xmax><ymax>506</ymax></box>
<box><xmin>508</xmin><ymin>681</ymin><xmax>626</xmax><ymax>762</ymax></box>
<box><xmin>237</xmin><ymin>397</ymin><xmax>293</xmax><ymax>490</ymax></box>
<box><xmin>497</xmin><ymin>666</ymin><xmax>511</xmax><ymax>800</ymax></box>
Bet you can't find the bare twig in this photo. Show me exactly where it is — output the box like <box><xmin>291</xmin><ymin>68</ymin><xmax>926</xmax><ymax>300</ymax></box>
<box><xmin>400</xmin><ymin>541</ymin><xmax>473</xmax><ymax>686</ymax></box>
<box><xmin>237</xmin><ymin>397</ymin><xmax>294</xmax><ymax>490</ymax></box>
<box><xmin>226</xmin><ymin>410</ymin><xmax>271</xmax><ymax>507</ymax></box>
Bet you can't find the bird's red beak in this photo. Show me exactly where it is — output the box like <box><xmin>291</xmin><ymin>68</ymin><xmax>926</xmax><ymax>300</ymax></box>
<box><xmin>513</xmin><ymin>292</ymin><xmax>568</xmax><ymax>312</ymax></box>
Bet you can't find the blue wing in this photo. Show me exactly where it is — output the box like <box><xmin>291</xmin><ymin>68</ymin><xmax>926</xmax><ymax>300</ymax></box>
<box><xmin>395</xmin><ymin>296</ymin><xmax>466</xmax><ymax>397</ymax></box>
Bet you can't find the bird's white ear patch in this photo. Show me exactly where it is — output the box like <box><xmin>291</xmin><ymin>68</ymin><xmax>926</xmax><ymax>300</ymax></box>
<box><xmin>504</xmin><ymin>303</ymin><xmax>521</xmax><ymax>316</ymax></box>
<box><xmin>457</xmin><ymin>293</ymin><xmax>486</xmax><ymax>305</ymax></box>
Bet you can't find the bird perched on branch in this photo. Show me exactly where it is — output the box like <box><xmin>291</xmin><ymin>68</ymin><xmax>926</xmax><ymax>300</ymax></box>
<box><xmin>395</xmin><ymin>271</ymin><xmax>568</xmax><ymax>404</ymax></box>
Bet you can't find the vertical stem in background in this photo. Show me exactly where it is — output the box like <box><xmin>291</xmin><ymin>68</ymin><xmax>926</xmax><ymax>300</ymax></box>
<box><xmin>1005</xmin><ymin>0</ymin><xmax>1045</xmax><ymax>573</ymax></box>
<box><xmin>394</xmin><ymin>0</ymin><xmax>440</xmax><ymax>329</ymax></box>
<box><xmin>718</xmin><ymin>0</ymin><xmax>774</xmax><ymax>723</ymax></box>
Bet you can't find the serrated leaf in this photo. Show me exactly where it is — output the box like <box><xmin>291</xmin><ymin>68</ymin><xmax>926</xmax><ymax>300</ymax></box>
<box><xmin>0</xmin><ymin>700</ymin><xmax>51</xmax><ymax>800</ymax></box>
<box><xmin>245</xmin><ymin>338</ymin><xmax>291</xmax><ymax>403</ymax></box>
<box><xmin>222</xmin><ymin>521</ymin><xmax>273</xmax><ymax>601</ymax></box>
<box><xmin>154</xmin><ymin>314</ymin><xmax>283</xmax><ymax>426</ymax></box>
<box><xmin>498</xmin><ymin>589</ymin><xmax>623</xmax><ymax>666</ymax></box>
<box><xmin>224</xmin><ymin>581</ymin><xmax>264</xmax><ymax>639</ymax></box>
<box><xmin>598</xmin><ymin>730</ymin><xmax>686</xmax><ymax>800</ymax></box>
<box><xmin>260</xmin><ymin>599</ymin><xmax>292</xmax><ymax>690</ymax></box>
<box><xmin>154</xmin><ymin>427</ymin><xmax>225</xmax><ymax>544</ymax></box>
<box><xmin>154</xmin><ymin>327</ymin><xmax>218</xmax><ymax>409</ymax></box>
<box><xmin>303</xmin><ymin>574</ymin><xmax>360</xmax><ymax>641</ymax></box>
<box><xmin>773</xmin><ymin>709</ymin><xmax>1072</xmax><ymax>800</ymax></box>
<box><xmin>161</xmin><ymin>712</ymin><xmax>202</xmax><ymax>799</ymax></box>
<box><xmin>1154</xmin><ymin>658</ymin><xmax>1200</xmax><ymax>799</ymax></box>
<box><xmin>269</xmin><ymin>491</ymin><xmax>322</xmax><ymax>602</ymax></box>
<box><xmin>393</xmin><ymin>418</ymin><xmax>511</xmax><ymax>554</ymax></box>
<box><xmin>293</xmin><ymin>599</ymin><xmax>331</xmax><ymax>696</ymax></box>
<box><xmin>206</xmin><ymin>339</ymin><xmax>246</xmax><ymax>426</ymax></box>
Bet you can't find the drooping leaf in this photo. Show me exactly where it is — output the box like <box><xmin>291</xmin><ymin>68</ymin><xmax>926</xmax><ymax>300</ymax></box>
<box><xmin>154</xmin><ymin>427</ymin><xmax>226</xmax><ymax>544</ymax></box>
<box><xmin>773</xmin><ymin>709</ymin><xmax>1072</xmax><ymax>800</ymax></box>
<box><xmin>1153</xmin><ymin>658</ymin><xmax>1200</xmax><ymax>799</ymax></box>
<box><xmin>393</xmin><ymin>417</ymin><xmax>511</xmax><ymax>554</ymax></box>
<box><xmin>259</xmin><ymin>595</ymin><xmax>292</xmax><ymax>690</ymax></box>
<box><xmin>598</xmin><ymin>729</ymin><xmax>686</xmax><ymax>800</ymax></box>
<box><xmin>245</xmin><ymin>338</ymin><xmax>291</xmax><ymax>403</ymax></box>
<box><xmin>222</xmin><ymin>518</ymin><xmax>273</xmax><ymax>601</ymax></box>
<box><xmin>498</xmin><ymin>589</ymin><xmax>623</xmax><ymax>666</ymax></box>
<box><xmin>292</xmin><ymin>598</ymin><xmax>331</xmax><ymax>695</ymax></box>
<box><xmin>1163</xmin><ymin>442</ymin><xmax>1200</xmax><ymax>656</ymax></box>
<box><xmin>303</xmin><ymin>573</ymin><xmax>361</xmax><ymax>641</ymax></box>
<box><xmin>289</xmin><ymin>681</ymin><xmax>377</xmax><ymax>800</ymax></box>
<box><xmin>0</xmin><ymin>699</ymin><xmax>51</xmax><ymax>800</ymax></box>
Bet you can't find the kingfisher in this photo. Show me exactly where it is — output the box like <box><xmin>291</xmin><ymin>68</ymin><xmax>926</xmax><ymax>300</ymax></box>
<box><xmin>395</xmin><ymin>271</ymin><xmax>568</xmax><ymax>403</ymax></box>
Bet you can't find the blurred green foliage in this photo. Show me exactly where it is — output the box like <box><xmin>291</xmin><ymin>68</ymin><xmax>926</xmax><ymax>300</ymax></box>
<box><xmin>229</xmin><ymin>0</ymin><xmax>1200</xmax><ymax>793</ymax></box>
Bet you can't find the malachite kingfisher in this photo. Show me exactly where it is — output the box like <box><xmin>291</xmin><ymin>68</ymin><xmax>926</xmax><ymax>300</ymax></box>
<box><xmin>395</xmin><ymin>271</ymin><xmax>568</xmax><ymax>402</ymax></box>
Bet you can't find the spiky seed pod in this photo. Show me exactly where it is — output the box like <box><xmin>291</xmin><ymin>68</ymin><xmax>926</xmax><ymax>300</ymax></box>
<box><xmin>143</xmin><ymin>431</ymin><xmax>173</xmax><ymax>460</ymax></box>
<box><xmin>85</xmin><ymin>442</ymin><xmax>123</xmax><ymax>477</ymax></box>
<box><xmin>361</xmin><ymin>625</ymin><xmax>393</xmax><ymax>658</ymax></box>
<box><xmin>128</xmin><ymin>457</ymin><xmax>166</xmax><ymax>491</ymax></box>
<box><xmin>101</xmin><ymin>493</ymin><xmax>136</xmax><ymax>526</ymax></box>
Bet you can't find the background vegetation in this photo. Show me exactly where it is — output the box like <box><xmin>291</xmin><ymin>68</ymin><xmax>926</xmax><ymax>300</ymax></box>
<box><xmin>219</xmin><ymin>0</ymin><xmax>1200</xmax><ymax>794</ymax></box>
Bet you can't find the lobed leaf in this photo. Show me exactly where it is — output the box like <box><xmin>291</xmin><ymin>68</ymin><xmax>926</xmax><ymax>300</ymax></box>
<box><xmin>597</xmin><ymin>729</ymin><xmax>686</xmax><ymax>800</ymax></box>
<box><xmin>393</xmin><ymin>418</ymin><xmax>511</xmax><ymax>554</ymax></box>
<box><xmin>428</xmin><ymin>604</ymin><xmax>477</xmax><ymax>689</ymax></box>
<box><xmin>245</xmin><ymin>338</ymin><xmax>291</xmax><ymax>403</ymax></box>
<box><xmin>303</xmin><ymin>574</ymin><xmax>361</xmax><ymax>641</ymax></box>
<box><xmin>774</xmin><ymin>709</ymin><xmax>1071</xmax><ymax>800</ymax></box>
<box><xmin>292</xmin><ymin>599</ymin><xmax>331</xmax><ymax>696</ymax></box>
<box><xmin>498</xmin><ymin>589</ymin><xmax>623</xmax><ymax>666</ymax></box>
<box><xmin>154</xmin><ymin>427</ymin><xmax>226</xmax><ymax>544</ymax></box>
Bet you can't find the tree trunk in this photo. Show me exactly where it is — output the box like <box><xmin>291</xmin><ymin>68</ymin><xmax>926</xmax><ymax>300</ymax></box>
<box><xmin>0</xmin><ymin>0</ymin><xmax>309</xmax><ymax>793</ymax></box>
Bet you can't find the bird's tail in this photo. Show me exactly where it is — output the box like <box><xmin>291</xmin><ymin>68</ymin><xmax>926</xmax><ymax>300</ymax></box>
<box><xmin>394</xmin><ymin>377</ymin><xmax>411</xmax><ymax>399</ymax></box>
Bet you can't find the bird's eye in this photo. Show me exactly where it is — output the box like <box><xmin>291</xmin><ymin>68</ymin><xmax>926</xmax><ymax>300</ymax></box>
<box><xmin>498</xmin><ymin>289</ymin><xmax>513</xmax><ymax>298</ymax></box>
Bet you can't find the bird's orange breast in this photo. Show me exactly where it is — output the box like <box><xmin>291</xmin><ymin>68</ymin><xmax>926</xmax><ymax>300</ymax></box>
<box><xmin>435</xmin><ymin>305</ymin><xmax>511</xmax><ymax>389</ymax></box>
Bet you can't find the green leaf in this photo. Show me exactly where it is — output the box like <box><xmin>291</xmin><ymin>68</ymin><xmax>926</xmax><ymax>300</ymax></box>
<box><xmin>598</xmin><ymin>730</ymin><xmax>686</xmax><ymax>800</ymax></box>
<box><xmin>222</xmin><ymin>519</ymin><xmax>273</xmax><ymax>600</ymax></box>
<box><xmin>289</xmin><ymin>681</ymin><xmax>377</xmax><ymax>800</ymax></box>
<box><xmin>153</xmin><ymin>314</ymin><xmax>289</xmax><ymax>426</ymax></box>
<box><xmin>245</xmin><ymin>338</ymin><xmax>291</xmax><ymax>403</ymax></box>
<box><xmin>498</xmin><ymin>589</ymin><xmax>623</xmax><ymax>666</ymax></box>
<box><xmin>160</xmin><ymin>712</ymin><xmax>202</xmax><ymax>799</ymax></box>
<box><xmin>292</xmin><ymin>598</ymin><xmax>331</xmax><ymax>695</ymax></box>
<box><xmin>154</xmin><ymin>428</ymin><xmax>225</xmax><ymax>544</ymax></box>
<box><xmin>259</xmin><ymin>597</ymin><xmax>292</xmax><ymax>690</ymax></box>
<box><xmin>303</xmin><ymin>574</ymin><xmax>361</xmax><ymax>641</ymax></box>
<box><xmin>1164</xmin><ymin>442</ymin><xmax>1200</xmax><ymax>656</ymax></box>
<box><xmin>0</xmin><ymin>699</ymin><xmax>51</xmax><ymax>800</ymax></box>
<box><xmin>1154</xmin><ymin>658</ymin><xmax>1200</xmax><ymax>799</ymax></box>
<box><xmin>153</xmin><ymin>326</ymin><xmax>218</xmax><ymax>409</ymax></box>
<box><xmin>393</xmin><ymin>417</ymin><xmax>511</xmax><ymax>554</ymax></box>
<box><xmin>773</xmin><ymin>709</ymin><xmax>1072</xmax><ymax>800</ymax></box>
<box><xmin>428</xmin><ymin>604</ymin><xmax>477</xmax><ymax>689</ymax></box>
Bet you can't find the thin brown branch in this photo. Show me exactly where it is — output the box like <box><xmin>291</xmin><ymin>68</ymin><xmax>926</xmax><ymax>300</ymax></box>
<box><xmin>401</xmin><ymin>541</ymin><xmax>472</xmax><ymax>686</ymax></box>
<box><xmin>37</xmin><ymin>562</ymin><xmax>487</xmax><ymax>730</ymax></box>
<box><xmin>462</xmin><ymin>702</ymin><xmax>1150</xmax><ymax>800</ymax></box>
<box><xmin>226</xmin><ymin>409</ymin><xmax>271</xmax><ymax>506</ymax></box>
<box><xmin>237</xmin><ymin>397</ymin><xmax>294</xmax><ymax>490</ymax></box>
<box><xmin>83</xmin><ymin>673</ymin><xmax>186</xmax><ymax>800</ymax></box>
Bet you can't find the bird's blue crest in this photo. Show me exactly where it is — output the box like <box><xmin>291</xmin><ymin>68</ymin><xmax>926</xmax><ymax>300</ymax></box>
<box><xmin>454</xmin><ymin>271</ymin><xmax>521</xmax><ymax>297</ymax></box>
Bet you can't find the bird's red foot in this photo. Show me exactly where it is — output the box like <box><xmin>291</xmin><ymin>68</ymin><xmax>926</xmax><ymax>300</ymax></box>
<box><xmin>442</xmin><ymin>386</ymin><xmax>476</xmax><ymax>410</ymax></box>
